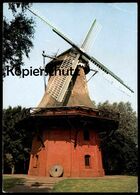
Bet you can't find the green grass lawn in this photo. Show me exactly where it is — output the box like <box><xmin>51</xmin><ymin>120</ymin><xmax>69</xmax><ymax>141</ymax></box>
<box><xmin>3</xmin><ymin>175</ymin><xmax>138</xmax><ymax>193</ymax></box>
<box><xmin>52</xmin><ymin>176</ymin><xmax>138</xmax><ymax>192</ymax></box>
<box><xmin>2</xmin><ymin>175</ymin><xmax>25</xmax><ymax>192</ymax></box>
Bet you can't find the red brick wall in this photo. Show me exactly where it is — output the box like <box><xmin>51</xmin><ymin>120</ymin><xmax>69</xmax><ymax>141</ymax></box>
<box><xmin>28</xmin><ymin>127</ymin><xmax>105</xmax><ymax>177</ymax></box>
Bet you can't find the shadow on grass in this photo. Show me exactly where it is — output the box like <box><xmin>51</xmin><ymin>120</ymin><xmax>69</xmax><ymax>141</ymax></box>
<box><xmin>3</xmin><ymin>177</ymin><xmax>51</xmax><ymax>193</ymax></box>
<box><xmin>3</xmin><ymin>178</ymin><xmax>25</xmax><ymax>190</ymax></box>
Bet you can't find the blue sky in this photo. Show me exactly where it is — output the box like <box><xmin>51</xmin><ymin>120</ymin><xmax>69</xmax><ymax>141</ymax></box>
<box><xmin>3</xmin><ymin>3</ymin><xmax>137</xmax><ymax>112</ymax></box>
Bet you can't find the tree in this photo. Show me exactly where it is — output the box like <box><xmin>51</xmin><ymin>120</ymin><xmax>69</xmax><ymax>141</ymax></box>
<box><xmin>2</xmin><ymin>106</ymin><xmax>32</xmax><ymax>174</ymax></box>
<box><xmin>98</xmin><ymin>101</ymin><xmax>138</xmax><ymax>175</ymax></box>
<box><xmin>3</xmin><ymin>3</ymin><xmax>35</xmax><ymax>76</ymax></box>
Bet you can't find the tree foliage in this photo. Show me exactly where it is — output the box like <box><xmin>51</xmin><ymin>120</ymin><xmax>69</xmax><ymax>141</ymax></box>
<box><xmin>3</xmin><ymin>3</ymin><xmax>35</xmax><ymax>74</ymax></box>
<box><xmin>8</xmin><ymin>3</ymin><xmax>31</xmax><ymax>14</ymax></box>
<box><xmin>98</xmin><ymin>101</ymin><xmax>138</xmax><ymax>175</ymax></box>
<box><xmin>2</xmin><ymin>106</ymin><xmax>32</xmax><ymax>173</ymax></box>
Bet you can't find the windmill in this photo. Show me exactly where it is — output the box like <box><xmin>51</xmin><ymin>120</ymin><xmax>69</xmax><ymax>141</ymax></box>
<box><xmin>26</xmin><ymin>8</ymin><xmax>134</xmax><ymax>178</ymax></box>
<box><xmin>28</xmin><ymin>8</ymin><xmax>133</xmax><ymax>111</ymax></box>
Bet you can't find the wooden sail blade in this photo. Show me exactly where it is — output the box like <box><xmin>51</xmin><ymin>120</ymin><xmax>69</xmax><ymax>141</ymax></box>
<box><xmin>27</xmin><ymin>8</ymin><xmax>75</xmax><ymax>47</ymax></box>
<box><xmin>47</xmin><ymin>52</ymin><xmax>80</xmax><ymax>102</ymax></box>
<box><xmin>81</xmin><ymin>19</ymin><xmax>97</xmax><ymax>50</ymax></box>
<box><xmin>86</xmin><ymin>55</ymin><xmax>134</xmax><ymax>93</ymax></box>
<box><xmin>81</xmin><ymin>19</ymin><xmax>102</xmax><ymax>52</ymax></box>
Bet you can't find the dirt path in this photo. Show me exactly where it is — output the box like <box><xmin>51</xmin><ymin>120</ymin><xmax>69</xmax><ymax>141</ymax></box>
<box><xmin>3</xmin><ymin>174</ymin><xmax>64</xmax><ymax>193</ymax></box>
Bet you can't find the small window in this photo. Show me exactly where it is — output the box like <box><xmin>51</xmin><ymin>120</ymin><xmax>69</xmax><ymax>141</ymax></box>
<box><xmin>33</xmin><ymin>154</ymin><xmax>38</xmax><ymax>168</ymax></box>
<box><xmin>83</xmin><ymin>129</ymin><xmax>90</xmax><ymax>141</ymax></box>
<box><xmin>85</xmin><ymin>155</ymin><xmax>91</xmax><ymax>167</ymax></box>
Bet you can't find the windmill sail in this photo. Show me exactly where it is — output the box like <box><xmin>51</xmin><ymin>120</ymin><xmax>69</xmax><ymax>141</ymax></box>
<box><xmin>47</xmin><ymin>51</ymin><xmax>80</xmax><ymax>102</ymax></box>
<box><xmin>81</xmin><ymin>19</ymin><xmax>102</xmax><ymax>52</ymax></box>
<box><xmin>28</xmin><ymin>8</ymin><xmax>134</xmax><ymax>94</ymax></box>
<box><xmin>53</xmin><ymin>28</ymin><xmax>134</xmax><ymax>94</ymax></box>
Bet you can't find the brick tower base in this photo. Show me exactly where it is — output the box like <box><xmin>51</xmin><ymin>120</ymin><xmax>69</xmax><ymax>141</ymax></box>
<box><xmin>27</xmin><ymin>106</ymin><xmax>119</xmax><ymax>177</ymax></box>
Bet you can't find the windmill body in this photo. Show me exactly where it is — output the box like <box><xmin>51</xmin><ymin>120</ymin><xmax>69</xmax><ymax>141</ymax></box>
<box><xmin>27</xmin><ymin>9</ymin><xmax>132</xmax><ymax>177</ymax></box>
<box><xmin>38</xmin><ymin>48</ymin><xmax>94</xmax><ymax>108</ymax></box>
